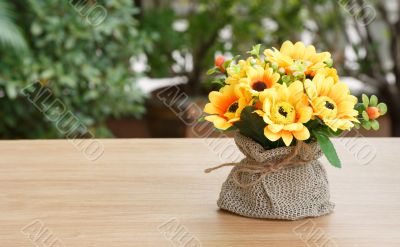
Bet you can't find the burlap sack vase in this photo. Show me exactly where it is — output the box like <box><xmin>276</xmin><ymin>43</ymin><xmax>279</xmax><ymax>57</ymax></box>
<box><xmin>217</xmin><ymin>133</ymin><xmax>335</xmax><ymax>220</ymax></box>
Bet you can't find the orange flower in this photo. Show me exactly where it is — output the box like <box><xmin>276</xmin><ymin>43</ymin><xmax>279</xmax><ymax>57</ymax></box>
<box><xmin>204</xmin><ymin>85</ymin><xmax>252</xmax><ymax>130</ymax></box>
<box><xmin>239</xmin><ymin>65</ymin><xmax>280</xmax><ymax>94</ymax></box>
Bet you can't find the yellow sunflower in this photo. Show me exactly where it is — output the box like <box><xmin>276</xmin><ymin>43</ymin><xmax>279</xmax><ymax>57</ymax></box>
<box><xmin>204</xmin><ymin>85</ymin><xmax>252</xmax><ymax>130</ymax></box>
<box><xmin>255</xmin><ymin>81</ymin><xmax>313</xmax><ymax>146</ymax></box>
<box><xmin>264</xmin><ymin>41</ymin><xmax>331</xmax><ymax>76</ymax></box>
<box><xmin>226</xmin><ymin>57</ymin><xmax>265</xmax><ymax>85</ymax></box>
<box><xmin>304</xmin><ymin>72</ymin><xmax>359</xmax><ymax>131</ymax></box>
<box><xmin>239</xmin><ymin>64</ymin><xmax>280</xmax><ymax>94</ymax></box>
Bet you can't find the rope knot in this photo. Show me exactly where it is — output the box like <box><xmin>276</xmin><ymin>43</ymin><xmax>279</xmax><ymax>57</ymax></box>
<box><xmin>204</xmin><ymin>141</ymin><xmax>315</xmax><ymax>188</ymax></box>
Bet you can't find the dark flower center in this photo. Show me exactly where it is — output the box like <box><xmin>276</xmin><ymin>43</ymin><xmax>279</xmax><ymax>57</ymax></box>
<box><xmin>228</xmin><ymin>102</ymin><xmax>239</xmax><ymax>112</ymax></box>
<box><xmin>272</xmin><ymin>102</ymin><xmax>295</xmax><ymax>124</ymax></box>
<box><xmin>278</xmin><ymin>106</ymin><xmax>288</xmax><ymax>117</ymax></box>
<box><xmin>252</xmin><ymin>81</ymin><xmax>267</xmax><ymax>92</ymax></box>
<box><xmin>325</xmin><ymin>101</ymin><xmax>335</xmax><ymax>110</ymax></box>
<box><xmin>306</xmin><ymin>74</ymin><xmax>314</xmax><ymax>80</ymax></box>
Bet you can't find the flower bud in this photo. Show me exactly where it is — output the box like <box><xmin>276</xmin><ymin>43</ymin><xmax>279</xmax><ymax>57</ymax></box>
<box><xmin>215</xmin><ymin>55</ymin><xmax>225</xmax><ymax>71</ymax></box>
<box><xmin>271</xmin><ymin>62</ymin><xmax>279</xmax><ymax>71</ymax></box>
<box><xmin>293</xmin><ymin>71</ymin><xmax>303</xmax><ymax>77</ymax></box>
<box><xmin>366</xmin><ymin>106</ymin><xmax>380</xmax><ymax>120</ymax></box>
<box><xmin>324</xmin><ymin>58</ymin><xmax>333</xmax><ymax>67</ymax></box>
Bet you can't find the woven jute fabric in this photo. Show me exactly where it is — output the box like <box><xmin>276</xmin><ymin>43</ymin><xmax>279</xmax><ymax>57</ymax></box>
<box><xmin>217</xmin><ymin>133</ymin><xmax>335</xmax><ymax>220</ymax></box>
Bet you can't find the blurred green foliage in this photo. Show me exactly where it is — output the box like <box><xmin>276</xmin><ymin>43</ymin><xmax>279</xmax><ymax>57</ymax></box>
<box><xmin>0</xmin><ymin>0</ymin><xmax>149</xmax><ymax>138</ymax></box>
<box><xmin>0</xmin><ymin>0</ymin><xmax>27</xmax><ymax>51</ymax></box>
<box><xmin>140</xmin><ymin>0</ymin><xmax>308</xmax><ymax>95</ymax></box>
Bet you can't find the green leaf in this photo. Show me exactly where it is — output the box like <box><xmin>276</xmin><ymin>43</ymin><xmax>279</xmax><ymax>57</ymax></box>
<box><xmin>229</xmin><ymin>64</ymin><xmax>241</xmax><ymax>74</ymax></box>
<box><xmin>281</xmin><ymin>75</ymin><xmax>292</xmax><ymax>84</ymax></box>
<box><xmin>232</xmin><ymin>55</ymin><xmax>241</xmax><ymax>61</ymax></box>
<box><xmin>324</xmin><ymin>58</ymin><xmax>333</xmax><ymax>67</ymax></box>
<box><xmin>370</xmin><ymin>95</ymin><xmax>378</xmax><ymax>106</ymax></box>
<box><xmin>328</xmin><ymin>128</ymin><xmax>343</xmax><ymax>137</ymax></box>
<box><xmin>314</xmin><ymin>126</ymin><xmax>333</xmax><ymax>137</ymax></box>
<box><xmin>371</xmin><ymin>120</ymin><xmax>379</xmax><ymax>130</ymax></box>
<box><xmin>312</xmin><ymin>130</ymin><xmax>341</xmax><ymax>168</ymax></box>
<box><xmin>377</xmin><ymin>103</ymin><xmax>387</xmax><ymax>115</ymax></box>
<box><xmin>362</xmin><ymin>111</ymin><xmax>369</xmax><ymax>121</ymax></box>
<box><xmin>235</xmin><ymin>106</ymin><xmax>274</xmax><ymax>149</ymax></box>
<box><xmin>211</xmin><ymin>78</ymin><xmax>225</xmax><ymax>88</ymax></box>
<box><xmin>226</xmin><ymin>125</ymin><xmax>238</xmax><ymax>131</ymax></box>
<box><xmin>247</xmin><ymin>44</ymin><xmax>261</xmax><ymax>58</ymax></box>
<box><xmin>207</xmin><ymin>67</ymin><xmax>218</xmax><ymax>75</ymax></box>
<box><xmin>362</xmin><ymin>121</ymin><xmax>371</xmax><ymax>130</ymax></box>
<box><xmin>197</xmin><ymin>116</ymin><xmax>206</xmax><ymax>122</ymax></box>
<box><xmin>222</xmin><ymin>60</ymin><xmax>231</xmax><ymax>69</ymax></box>
<box><xmin>354</xmin><ymin>103</ymin><xmax>365</xmax><ymax>114</ymax></box>
<box><xmin>222</xmin><ymin>55</ymin><xmax>240</xmax><ymax>69</ymax></box>
<box><xmin>362</xmin><ymin>94</ymin><xmax>369</xmax><ymax>108</ymax></box>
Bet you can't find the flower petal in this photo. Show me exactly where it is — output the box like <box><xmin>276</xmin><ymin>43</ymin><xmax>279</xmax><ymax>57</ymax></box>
<box><xmin>303</xmin><ymin>45</ymin><xmax>316</xmax><ymax>60</ymax></box>
<box><xmin>268</xmin><ymin>124</ymin><xmax>284</xmax><ymax>133</ymax></box>
<box><xmin>297</xmin><ymin>106</ymin><xmax>313</xmax><ymax>123</ymax></box>
<box><xmin>204</xmin><ymin>103</ymin><xmax>222</xmax><ymax>115</ymax></box>
<box><xmin>328</xmin><ymin>82</ymin><xmax>350</xmax><ymax>103</ymax></box>
<box><xmin>281</xmin><ymin>131</ymin><xmax>294</xmax><ymax>146</ymax></box>
<box><xmin>280</xmin><ymin>41</ymin><xmax>294</xmax><ymax>55</ymax></box>
<box><xmin>288</xmin><ymin>80</ymin><xmax>304</xmax><ymax>105</ymax></box>
<box><xmin>264</xmin><ymin>126</ymin><xmax>281</xmax><ymax>141</ymax></box>
<box><xmin>283</xmin><ymin>123</ymin><xmax>303</xmax><ymax>131</ymax></box>
<box><xmin>292</xmin><ymin>42</ymin><xmax>306</xmax><ymax>59</ymax></box>
<box><xmin>204</xmin><ymin>115</ymin><xmax>232</xmax><ymax>130</ymax></box>
<box><xmin>293</xmin><ymin>126</ymin><xmax>310</xmax><ymax>141</ymax></box>
<box><xmin>304</xmin><ymin>79</ymin><xmax>317</xmax><ymax>99</ymax></box>
<box><xmin>337</xmin><ymin>101</ymin><xmax>357</xmax><ymax>116</ymax></box>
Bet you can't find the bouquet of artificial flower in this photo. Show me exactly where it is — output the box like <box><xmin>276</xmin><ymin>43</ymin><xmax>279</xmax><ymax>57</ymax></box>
<box><xmin>203</xmin><ymin>41</ymin><xmax>387</xmax><ymax>220</ymax></box>
<box><xmin>205</xmin><ymin>41</ymin><xmax>386</xmax><ymax>168</ymax></box>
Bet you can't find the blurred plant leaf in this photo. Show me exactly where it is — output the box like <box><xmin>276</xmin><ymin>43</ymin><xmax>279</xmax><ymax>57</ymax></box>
<box><xmin>0</xmin><ymin>0</ymin><xmax>28</xmax><ymax>52</ymax></box>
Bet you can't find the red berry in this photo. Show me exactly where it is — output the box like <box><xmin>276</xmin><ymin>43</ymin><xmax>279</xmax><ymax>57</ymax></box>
<box><xmin>366</xmin><ymin>107</ymin><xmax>380</xmax><ymax>120</ymax></box>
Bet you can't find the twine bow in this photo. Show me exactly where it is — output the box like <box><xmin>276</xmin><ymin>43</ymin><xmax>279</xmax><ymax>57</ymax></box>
<box><xmin>204</xmin><ymin>141</ymin><xmax>314</xmax><ymax>188</ymax></box>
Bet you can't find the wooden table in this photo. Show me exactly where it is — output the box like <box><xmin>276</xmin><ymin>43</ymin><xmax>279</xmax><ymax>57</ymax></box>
<box><xmin>0</xmin><ymin>138</ymin><xmax>399</xmax><ymax>246</ymax></box>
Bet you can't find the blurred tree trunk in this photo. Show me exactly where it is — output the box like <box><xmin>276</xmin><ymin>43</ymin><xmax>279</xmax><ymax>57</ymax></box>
<box><xmin>188</xmin><ymin>26</ymin><xmax>221</xmax><ymax>96</ymax></box>
<box><xmin>134</xmin><ymin>0</ymin><xmax>142</xmax><ymax>8</ymax></box>
<box><xmin>134</xmin><ymin>0</ymin><xmax>142</xmax><ymax>19</ymax></box>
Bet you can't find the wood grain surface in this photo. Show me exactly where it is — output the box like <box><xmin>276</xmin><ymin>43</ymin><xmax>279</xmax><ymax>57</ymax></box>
<box><xmin>0</xmin><ymin>138</ymin><xmax>399</xmax><ymax>246</ymax></box>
